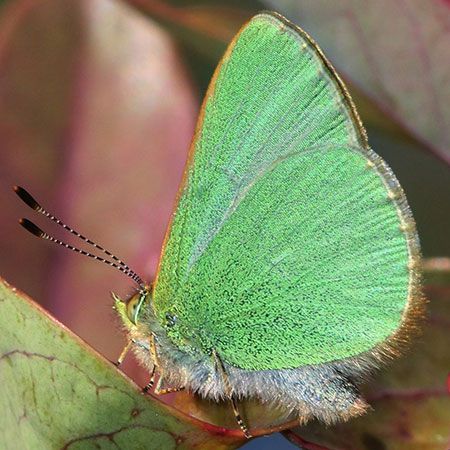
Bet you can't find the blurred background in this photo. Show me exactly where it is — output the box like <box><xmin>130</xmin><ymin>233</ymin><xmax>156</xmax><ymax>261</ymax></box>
<box><xmin>0</xmin><ymin>0</ymin><xmax>449</xmax><ymax>448</ymax></box>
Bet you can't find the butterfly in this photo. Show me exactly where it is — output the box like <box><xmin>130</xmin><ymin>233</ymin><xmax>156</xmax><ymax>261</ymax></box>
<box><xmin>16</xmin><ymin>11</ymin><xmax>422</xmax><ymax>438</ymax></box>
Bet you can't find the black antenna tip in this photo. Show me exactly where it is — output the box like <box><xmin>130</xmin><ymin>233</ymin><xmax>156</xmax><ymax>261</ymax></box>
<box><xmin>19</xmin><ymin>218</ymin><xmax>46</xmax><ymax>238</ymax></box>
<box><xmin>13</xmin><ymin>186</ymin><xmax>41</xmax><ymax>211</ymax></box>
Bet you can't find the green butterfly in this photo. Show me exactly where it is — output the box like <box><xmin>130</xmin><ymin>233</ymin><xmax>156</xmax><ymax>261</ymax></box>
<box><xmin>17</xmin><ymin>11</ymin><xmax>422</xmax><ymax>438</ymax></box>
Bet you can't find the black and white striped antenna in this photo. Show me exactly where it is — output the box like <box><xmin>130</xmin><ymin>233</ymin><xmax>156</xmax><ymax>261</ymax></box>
<box><xmin>14</xmin><ymin>185</ymin><xmax>145</xmax><ymax>289</ymax></box>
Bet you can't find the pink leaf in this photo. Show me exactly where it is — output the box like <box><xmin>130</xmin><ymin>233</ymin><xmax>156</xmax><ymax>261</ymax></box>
<box><xmin>0</xmin><ymin>0</ymin><xmax>197</xmax><ymax>385</ymax></box>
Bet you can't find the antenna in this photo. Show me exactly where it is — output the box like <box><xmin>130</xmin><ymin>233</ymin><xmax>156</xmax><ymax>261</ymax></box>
<box><xmin>14</xmin><ymin>186</ymin><xmax>133</xmax><ymax>270</ymax></box>
<box><xmin>14</xmin><ymin>186</ymin><xmax>145</xmax><ymax>288</ymax></box>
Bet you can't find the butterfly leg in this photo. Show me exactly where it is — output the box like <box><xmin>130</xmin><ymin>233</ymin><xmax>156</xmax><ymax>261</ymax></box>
<box><xmin>114</xmin><ymin>340</ymin><xmax>133</xmax><ymax>367</ymax></box>
<box><xmin>154</xmin><ymin>387</ymin><xmax>185</xmax><ymax>395</ymax></box>
<box><xmin>154</xmin><ymin>376</ymin><xmax>185</xmax><ymax>395</ymax></box>
<box><xmin>142</xmin><ymin>334</ymin><xmax>160</xmax><ymax>393</ymax></box>
<box><xmin>213</xmin><ymin>350</ymin><xmax>252</xmax><ymax>439</ymax></box>
<box><xmin>143</xmin><ymin>334</ymin><xmax>185</xmax><ymax>394</ymax></box>
<box><xmin>142</xmin><ymin>364</ymin><xmax>157</xmax><ymax>393</ymax></box>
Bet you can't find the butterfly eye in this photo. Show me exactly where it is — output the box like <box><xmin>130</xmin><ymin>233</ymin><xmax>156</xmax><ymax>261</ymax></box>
<box><xmin>126</xmin><ymin>297</ymin><xmax>139</xmax><ymax>324</ymax></box>
<box><xmin>126</xmin><ymin>292</ymin><xmax>147</xmax><ymax>325</ymax></box>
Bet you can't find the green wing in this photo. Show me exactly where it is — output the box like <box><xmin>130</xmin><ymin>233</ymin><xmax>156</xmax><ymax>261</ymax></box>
<box><xmin>153</xmin><ymin>12</ymin><xmax>419</xmax><ymax>371</ymax></box>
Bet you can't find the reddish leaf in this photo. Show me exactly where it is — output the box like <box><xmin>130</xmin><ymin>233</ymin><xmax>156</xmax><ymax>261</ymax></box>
<box><xmin>0</xmin><ymin>0</ymin><xmax>85</xmax><ymax>301</ymax></box>
<box><xmin>125</xmin><ymin>0</ymin><xmax>251</xmax><ymax>59</ymax></box>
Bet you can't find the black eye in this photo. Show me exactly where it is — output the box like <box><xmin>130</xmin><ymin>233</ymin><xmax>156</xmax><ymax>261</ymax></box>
<box><xmin>165</xmin><ymin>312</ymin><xmax>177</xmax><ymax>327</ymax></box>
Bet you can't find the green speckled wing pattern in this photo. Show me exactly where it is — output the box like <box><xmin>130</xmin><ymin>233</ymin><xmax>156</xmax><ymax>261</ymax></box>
<box><xmin>153</xmin><ymin>12</ymin><xmax>411</xmax><ymax>371</ymax></box>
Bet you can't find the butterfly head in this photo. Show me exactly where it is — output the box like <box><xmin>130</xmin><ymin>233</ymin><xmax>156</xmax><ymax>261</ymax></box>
<box><xmin>125</xmin><ymin>289</ymin><xmax>150</xmax><ymax>325</ymax></box>
<box><xmin>112</xmin><ymin>285</ymin><xmax>152</xmax><ymax>329</ymax></box>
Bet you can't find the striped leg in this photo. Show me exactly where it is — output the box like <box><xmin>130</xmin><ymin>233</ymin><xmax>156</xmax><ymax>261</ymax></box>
<box><xmin>143</xmin><ymin>335</ymin><xmax>185</xmax><ymax>395</ymax></box>
<box><xmin>213</xmin><ymin>350</ymin><xmax>252</xmax><ymax>439</ymax></box>
<box><xmin>142</xmin><ymin>364</ymin><xmax>156</xmax><ymax>393</ymax></box>
<box><xmin>142</xmin><ymin>334</ymin><xmax>159</xmax><ymax>393</ymax></box>
<box><xmin>154</xmin><ymin>376</ymin><xmax>185</xmax><ymax>395</ymax></box>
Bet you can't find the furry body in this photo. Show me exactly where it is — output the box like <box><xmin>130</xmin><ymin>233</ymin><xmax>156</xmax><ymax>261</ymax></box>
<box><xmin>127</xmin><ymin>300</ymin><xmax>369</xmax><ymax>424</ymax></box>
